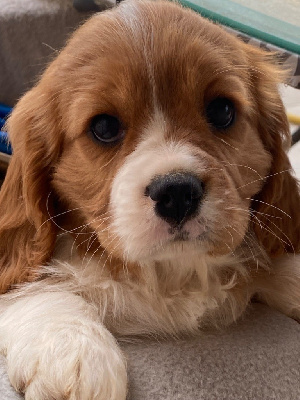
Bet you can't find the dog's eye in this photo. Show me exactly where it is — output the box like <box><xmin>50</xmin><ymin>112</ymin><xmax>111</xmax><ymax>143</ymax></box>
<box><xmin>206</xmin><ymin>98</ymin><xmax>235</xmax><ymax>130</ymax></box>
<box><xmin>90</xmin><ymin>114</ymin><xmax>124</xmax><ymax>144</ymax></box>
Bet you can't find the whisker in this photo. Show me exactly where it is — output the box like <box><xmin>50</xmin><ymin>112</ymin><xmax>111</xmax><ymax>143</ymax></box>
<box><xmin>249</xmin><ymin>211</ymin><xmax>295</xmax><ymax>255</ymax></box>
<box><xmin>39</xmin><ymin>192</ymin><xmax>81</xmax><ymax>230</ymax></box>
<box><xmin>223</xmin><ymin>227</ymin><xmax>237</xmax><ymax>258</ymax></box>
<box><xmin>94</xmin><ymin>233</ymin><xmax>123</xmax><ymax>274</ymax></box>
<box><xmin>80</xmin><ymin>217</ymin><xmax>114</xmax><ymax>263</ymax></box>
<box><xmin>250</xmin><ymin>213</ymin><xmax>291</xmax><ymax>248</ymax></box>
<box><xmin>225</xmin><ymin>205</ymin><xmax>292</xmax><ymax>251</ymax></box>
<box><xmin>247</xmin><ymin>198</ymin><xmax>291</xmax><ymax>219</ymax></box>
<box><xmin>227</xmin><ymin>224</ymin><xmax>257</xmax><ymax>262</ymax></box>
<box><xmin>102</xmin><ymin>236</ymin><xmax>124</xmax><ymax>270</ymax></box>
<box><xmin>221</xmin><ymin>162</ymin><xmax>263</xmax><ymax>179</ymax></box>
<box><xmin>44</xmin><ymin>192</ymin><xmax>112</xmax><ymax>236</ymax></box>
<box><xmin>86</xmin><ymin>231</ymin><xmax>121</xmax><ymax>271</ymax></box>
<box><xmin>214</xmin><ymin>136</ymin><xmax>239</xmax><ymax>151</ymax></box>
<box><xmin>237</xmin><ymin>169</ymin><xmax>290</xmax><ymax>190</ymax></box>
<box><xmin>225</xmin><ymin>206</ymin><xmax>283</xmax><ymax>220</ymax></box>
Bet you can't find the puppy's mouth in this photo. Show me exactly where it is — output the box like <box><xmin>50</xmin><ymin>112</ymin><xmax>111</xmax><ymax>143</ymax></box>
<box><xmin>143</xmin><ymin>231</ymin><xmax>209</xmax><ymax>263</ymax></box>
<box><xmin>169</xmin><ymin>228</ymin><xmax>190</xmax><ymax>241</ymax></box>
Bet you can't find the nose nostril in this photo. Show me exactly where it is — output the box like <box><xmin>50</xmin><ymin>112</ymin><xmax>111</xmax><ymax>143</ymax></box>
<box><xmin>146</xmin><ymin>173</ymin><xmax>205</xmax><ymax>226</ymax></box>
<box><xmin>184</xmin><ymin>193</ymin><xmax>192</xmax><ymax>206</ymax></box>
<box><xmin>161</xmin><ymin>193</ymin><xmax>173</xmax><ymax>208</ymax></box>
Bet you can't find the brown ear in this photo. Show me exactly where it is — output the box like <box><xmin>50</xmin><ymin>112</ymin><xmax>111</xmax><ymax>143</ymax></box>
<box><xmin>247</xmin><ymin>47</ymin><xmax>300</xmax><ymax>257</ymax></box>
<box><xmin>0</xmin><ymin>86</ymin><xmax>61</xmax><ymax>293</ymax></box>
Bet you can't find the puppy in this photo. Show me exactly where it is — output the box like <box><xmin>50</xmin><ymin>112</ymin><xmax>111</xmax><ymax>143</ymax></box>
<box><xmin>0</xmin><ymin>0</ymin><xmax>299</xmax><ymax>398</ymax></box>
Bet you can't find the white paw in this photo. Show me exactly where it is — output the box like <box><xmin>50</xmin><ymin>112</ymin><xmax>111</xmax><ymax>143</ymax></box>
<box><xmin>0</xmin><ymin>293</ymin><xmax>127</xmax><ymax>400</ymax></box>
<box><xmin>7</xmin><ymin>323</ymin><xmax>127</xmax><ymax>400</ymax></box>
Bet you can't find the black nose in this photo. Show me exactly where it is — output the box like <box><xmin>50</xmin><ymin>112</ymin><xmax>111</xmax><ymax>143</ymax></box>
<box><xmin>145</xmin><ymin>173</ymin><xmax>205</xmax><ymax>226</ymax></box>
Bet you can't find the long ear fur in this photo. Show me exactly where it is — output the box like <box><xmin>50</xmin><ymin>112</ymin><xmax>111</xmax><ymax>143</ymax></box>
<box><xmin>248</xmin><ymin>47</ymin><xmax>300</xmax><ymax>257</ymax></box>
<box><xmin>0</xmin><ymin>86</ymin><xmax>61</xmax><ymax>293</ymax></box>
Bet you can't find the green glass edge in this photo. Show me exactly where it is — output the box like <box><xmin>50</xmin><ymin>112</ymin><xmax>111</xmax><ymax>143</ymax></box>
<box><xmin>179</xmin><ymin>0</ymin><xmax>300</xmax><ymax>55</ymax></box>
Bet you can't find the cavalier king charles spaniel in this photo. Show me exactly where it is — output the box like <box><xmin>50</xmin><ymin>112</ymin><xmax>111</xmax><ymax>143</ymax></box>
<box><xmin>0</xmin><ymin>0</ymin><xmax>299</xmax><ymax>398</ymax></box>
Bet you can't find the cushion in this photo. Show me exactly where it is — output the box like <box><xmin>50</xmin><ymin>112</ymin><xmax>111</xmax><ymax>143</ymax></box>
<box><xmin>0</xmin><ymin>304</ymin><xmax>299</xmax><ymax>399</ymax></box>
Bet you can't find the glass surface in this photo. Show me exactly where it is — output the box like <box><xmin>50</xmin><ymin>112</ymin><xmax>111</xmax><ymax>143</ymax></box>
<box><xmin>179</xmin><ymin>0</ymin><xmax>300</xmax><ymax>54</ymax></box>
<box><xmin>230</xmin><ymin>0</ymin><xmax>300</xmax><ymax>26</ymax></box>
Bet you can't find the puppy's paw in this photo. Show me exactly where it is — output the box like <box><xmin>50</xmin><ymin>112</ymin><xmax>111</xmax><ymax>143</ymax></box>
<box><xmin>6</xmin><ymin>323</ymin><xmax>127</xmax><ymax>400</ymax></box>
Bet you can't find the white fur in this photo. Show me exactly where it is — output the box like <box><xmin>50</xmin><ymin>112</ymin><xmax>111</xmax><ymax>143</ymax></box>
<box><xmin>109</xmin><ymin>117</ymin><xmax>211</xmax><ymax>262</ymax></box>
<box><xmin>256</xmin><ymin>255</ymin><xmax>300</xmax><ymax>320</ymax></box>
<box><xmin>2</xmin><ymin>111</ymin><xmax>297</xmax><ymax>399</ymax></box>
<box><xmin>0</xmin><ymin>290</ymin><xmax>127</xmax><ymax>400</ymax></box>
<box><xmin>109</xmin><ymin>116</ymin><xmax>250</xmax><ymax>263</ymax></box>
<box><xmin>0</xmin><ymin>235</ymin><xmax>299</xmax><ymax>399</ymax></box>
<box><xmin>0</xmin><ymin>7</ymin><xmax>299</xmax><ymax>397</ymax></box>
<box><xmin>1</xmin><ymin>108</ymin><xmax>299</xmax><ymax>400</ymax></box>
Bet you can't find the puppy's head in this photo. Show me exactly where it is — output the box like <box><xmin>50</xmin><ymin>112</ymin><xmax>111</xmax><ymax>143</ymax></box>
<box><xmin>0</xmin><ymin>0</ymin><xmax>299</xmax><ymax>291</ymax></box>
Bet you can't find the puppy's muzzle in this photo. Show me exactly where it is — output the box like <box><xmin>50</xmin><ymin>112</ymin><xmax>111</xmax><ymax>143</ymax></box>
<box><xmin>145</xmin><ymin>173</ymin><xmax>204</xmax><ymax>226</ymax></box>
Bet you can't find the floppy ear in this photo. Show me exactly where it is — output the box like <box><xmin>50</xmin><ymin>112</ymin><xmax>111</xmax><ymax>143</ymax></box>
<box><xmin>248</xmin><ymin>47</ymin><xmax>300</xmax><ymax>257</ymax></box>
<box><xmin>0</xmin><ymin>85</ymin><xmax>61</xmax><ymax>293</ymax></box>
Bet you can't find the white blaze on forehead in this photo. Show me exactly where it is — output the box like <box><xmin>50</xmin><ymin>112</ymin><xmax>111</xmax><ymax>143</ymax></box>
<box><xmin>109</xmin><ymin>112</ymin><xmax>206</xmax><ymax>261</ymax></box>
<box><xmin>140</xmin><ymin>110</ymin><xmax>167</xmax><ymax>143</ymax></box>
<box><xmin>116</xmin><ymin>1</ymin><xmax>144</xmax><ymax>32</ymax></box>
<box><xmin>111</xmin><ymin>1</ymin><xmax>159</xmax><ymax>109</ymax></box>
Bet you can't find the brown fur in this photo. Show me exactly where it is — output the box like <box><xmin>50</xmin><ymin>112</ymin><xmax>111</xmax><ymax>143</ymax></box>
<box><xmin>246</xmin><ymin>49</ymin><xmax>300</xmax><ymax>255</ymax></box>
<box><xmin>0</xmin><ymin>0</ymin><xmax>299</xmax><ymax>296</ymax></box>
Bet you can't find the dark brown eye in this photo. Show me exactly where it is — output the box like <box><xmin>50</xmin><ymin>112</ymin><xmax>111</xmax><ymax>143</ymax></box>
<box><xmin>206</xmin><ymin>98</ymin><xmax>235</xmax><ymax>130</ymax></box>
<box><xmin>90</xmin><ymin>114</ymin><xmax>124</xmax><ymax>144</ymax></box>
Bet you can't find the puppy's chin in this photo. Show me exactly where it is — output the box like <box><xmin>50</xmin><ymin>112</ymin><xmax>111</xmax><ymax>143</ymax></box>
<box><xmin>107</xmin><ymin>221</ymin><xmax>243</xmax><ymax>266</ymax></box>
<box><xmin>142</xmin><ymin>239</ymin><xmax>207</xmax><ymax>264</ymax></box>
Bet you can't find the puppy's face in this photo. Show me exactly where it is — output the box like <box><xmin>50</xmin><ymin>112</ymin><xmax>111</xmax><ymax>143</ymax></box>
<box><xmin>50</xmin><ymin>1</ymin><xmax>273</xmax><ymax>263</ymax></box>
